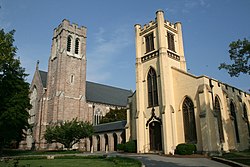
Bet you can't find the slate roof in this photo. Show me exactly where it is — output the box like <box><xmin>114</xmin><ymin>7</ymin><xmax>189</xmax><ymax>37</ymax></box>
<box><xmin>39</xmin><ymin>70</ymin><xmax>48</xmax><ymax>88</ymax></box>
<box><xmin>94</xmin><ymin>120</ymin><xmax>127</xmax><ymax>133</ymax></box>
<box><xmin>36</xmin><ymin>71</ymin><xmax>132</xmax><ymax>107</ymax></box>
<box><xmin>86</xmin><ymin>81</ymin><xmax>132</xmax><ymax>107</ymax></box>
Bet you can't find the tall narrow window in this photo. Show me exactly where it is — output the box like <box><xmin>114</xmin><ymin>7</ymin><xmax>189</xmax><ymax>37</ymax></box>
<box><xmin>67</xmin><ymin>35</ymin><xmax>72</xmax><ymax>52</ymax></box>
<box><xmin>182</xmin><ymin>97</ymin><xmax>197</xmax><ymax>143</ymax></box>
<box><xmin>147</xmin><ymin>68</ymin><xmax>158</xmax><ymax>107</ymax></box>
<box><xmin>75</xmin><ymin>38</ymin><xmax>80</xmax><ymax>54</ymax></box>
<box><xmin>243</xmin><ymin>103</ymin><xmax>250</xmax><ymax>137</ymax></box>
<box><xmin>167</xmin><ymin>31</ymin><xmax>175</xmax><ymax>52</ymax></box>
<box><xmin>214</xmin><ymin>96</ymin><xmax>224</xmax><ymax>142</ymax></box>
<box><xmin>230</xmin><ymin>101</ymin><xmax>240</xmax><ymax>143</ymax></box>
<box><xmin>145</xmin><ymin>33</ymin><xmax>154</xmax><ymax>53</ymax></box>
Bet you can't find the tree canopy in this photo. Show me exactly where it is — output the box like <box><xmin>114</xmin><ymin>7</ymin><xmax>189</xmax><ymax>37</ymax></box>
<box><xmin>0</xmin><ymin>29</ymin><xmax>31</xmax><ymax>151</ymax></box>
<box><xmin>100</xmin><ymin>108</ymin><xmax>127</xmax><ymax>124</ymax></box>
<box><xmin>219</xmin><ymin>38</ymin><xmax>250</xmax><ymax>77</ymax></box>
<box><xmin>44</xmin><ymin>119</ymin><xmax>93</xmax><ymax>149</ymax></box>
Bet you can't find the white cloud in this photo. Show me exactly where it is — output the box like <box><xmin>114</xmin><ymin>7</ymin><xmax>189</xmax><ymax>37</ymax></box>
<box><xmin>87</xmin><ymin>25</ymin><xmax>133</xmax><ymax>83</ymax></box>
<box><xmin>166</xmin><ymin>0</ymin><xmax>210</xmax><ymax>15</ymax></box>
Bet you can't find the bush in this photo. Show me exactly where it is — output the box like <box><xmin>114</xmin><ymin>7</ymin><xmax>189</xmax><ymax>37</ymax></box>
<box><xmin>124</xmin><ymin>140</ymin><xmax>137</xmax><ymax>153</ymax></box>
<box><xmin>175</xmin><ymin>143</ymin><xmax>196</xmax><ymax>155</ymax></box>
<box><xmin>117</xmin><ymin>143</ymin><xmax>125</xmax><ymax>151</ymax></box>
<box><xmin>116</xmin><ymin>140</ymin><xmax>137</xmax><ymax>153</ymax></box>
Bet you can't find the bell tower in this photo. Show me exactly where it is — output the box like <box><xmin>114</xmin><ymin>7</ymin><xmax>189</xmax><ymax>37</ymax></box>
<box><xmin>46</xmin><ymin>19</ymin><xmax>87</xmax><ymax>123</ymax></box>
<box><xmin>135</xmin><ymin>10</ymin><xmax>187</xmax><ymax>154</ymax></box>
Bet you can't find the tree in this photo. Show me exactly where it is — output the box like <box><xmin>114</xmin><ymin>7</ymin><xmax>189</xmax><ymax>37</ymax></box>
<box><xmin>44</xmin><ymin>119</ymin><xmax>93</xmax><ymax>149</ymax></box>
<box><xmin>100</xmin><ymin>108</ymin><xmax>127</xmax><ymax>124</ymax></box>
<box><xmin>219</xmin><ymin>38</ymin><xmax>250</xmax><ymax>77</ymax></box>
<box><xmin>0</xmin><ymin>29</ymin><xmax>31</xmax><ymax>153</ymax></box>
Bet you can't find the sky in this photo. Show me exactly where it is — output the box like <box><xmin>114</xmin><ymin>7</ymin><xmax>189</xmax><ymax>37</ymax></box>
<box><xmin>0</xmin><ymin>0</ymin><xmax>249</xmax><ymax>92</ymax></box>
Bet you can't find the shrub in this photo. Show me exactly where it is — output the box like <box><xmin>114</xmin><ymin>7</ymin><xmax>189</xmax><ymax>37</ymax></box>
<box><xmin>124</xmin><ymin>140</ymin><xmax>137</xmax><ymax>153</ymax></box>
<box><xmin>175</xmin><ymin>143</ymin><xmax>196</xmax><ymax>155</ymax></box>
<box><xmin>117</xmin><ymin>143</ymin><xmax>125</xmax><ymax>151</ymax></box>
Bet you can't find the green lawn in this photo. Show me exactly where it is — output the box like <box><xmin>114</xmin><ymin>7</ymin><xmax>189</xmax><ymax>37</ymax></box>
<box><xmin>221</xmin><ymin>150</ymin><xmax>250</xmax><ymax>166</ymax></box>
<box><xmin>0</xmin><ymin>156</ymin><xmax>141</xmax><ymax>167</ymax></box>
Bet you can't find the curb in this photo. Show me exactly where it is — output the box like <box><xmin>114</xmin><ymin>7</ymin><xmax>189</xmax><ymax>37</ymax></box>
<box><xmin>212</xmin><ymin>157</ymin><xmax>248</xmax><ymax>167</ymax></box>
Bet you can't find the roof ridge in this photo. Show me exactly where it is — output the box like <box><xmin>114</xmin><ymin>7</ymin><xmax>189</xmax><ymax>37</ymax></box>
<box><xmin>86</xmin><ymin>81</ymin><xmax>132</xmax><ymax>92</ymax></box>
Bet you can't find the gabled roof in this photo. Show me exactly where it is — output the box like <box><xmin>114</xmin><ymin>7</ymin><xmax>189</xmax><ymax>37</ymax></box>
<box><xmin>86</xmin><ymin>81</ymin><xmax>132</xmax><ymax>107</ymax></box>
<box><xmin>34</xmin><ymin>71</ymin><xmax>132</xmax><ymax>106</ymax></box>
<box><xmin>94</xmin><ymin>120</ymin><xmax>127</xmax><ymax>133</ymax></box>
<box><xmin>38</xmin><ymin>70</ymin><xmax>47</xmax><ymax>88</ymax></box>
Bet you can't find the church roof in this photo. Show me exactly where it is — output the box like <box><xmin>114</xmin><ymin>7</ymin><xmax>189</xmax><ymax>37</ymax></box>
<box><xmin>36</xmin><ymin>71</ymin><xmax>132</xmax><ymax>106</ymax></box>
<box><xmin>39</xmin><ymin>70</ymin><xmax>48</xmax><ymax>88</ymax></box>
<box><xmin>86</xmin><ymin>81</ymin><xmax>132</xmax><ymax>107</ymax></box>
<box><xmin>94</xmin><ymin>120</ymin><xmax>127</xmax><ymax>133</ymax></box>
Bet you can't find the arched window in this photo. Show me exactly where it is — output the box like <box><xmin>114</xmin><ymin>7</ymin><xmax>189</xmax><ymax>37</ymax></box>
<box><xmin>243</xmin><ymin>103</ymin><xmax>250</xmax><ymax>137</ymax></box>
<box><xmin>94</xmin><ymin>109</ymin><xmax>102</xmax><ymax>125</ymax></box>
<box><xmin>75</xmin><ymin>38</ymin><xmax>80</xmax><ymax>54</ymax></box>
<box><xmin>67</xmin><ymin>35</ymin><xmax>72</xmax><ymax>52</ymax></box>
<box><xmin>230</xmin><ymin>101</ymin><xmax>240</xmax><ymax>143</ymax></box>
<box><xmin>182</xmin><ymin>97</ymin><xmax>197</xmax><ymax>143</ymax></box>
<box><xmin>214</xmin><ymin>96</ymin><xmax>224</xmax><ymax>142</ymax></box>
<box><xmin>147</xmin><ymin>67</ymin><xmax>158</xmax><ymax>107</ymax></box>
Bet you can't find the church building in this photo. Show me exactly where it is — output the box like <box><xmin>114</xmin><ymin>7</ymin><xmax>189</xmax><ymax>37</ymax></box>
<box><xmin>126</xmin><ymin>10</ymin><xmax>250</xmax><ymax>154</ymax></box>
<box><xmin>21</xmin><ymin>10</ymin><xmax>249</xmax><ymax>154</ymax></box>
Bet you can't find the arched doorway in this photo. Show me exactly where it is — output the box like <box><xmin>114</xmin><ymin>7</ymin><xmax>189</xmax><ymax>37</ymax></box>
<box><xmin>96</xmin><ymin>135</ymin><xmax>100</xmax><ymax>151</ymax></box>
<box><xmin>104</xmin><ymin>134</ymin><xmax>108</xmax><ymax>151</ymax></box>
<box><xmin>113</xmin><ymin>133</ymin><xmax>118</xmax><ymax>151</ymax></box>
<box><xmin>149</xmin><ymin>121</ymin><xmax>162</xmax><ymax>151</ymax></box>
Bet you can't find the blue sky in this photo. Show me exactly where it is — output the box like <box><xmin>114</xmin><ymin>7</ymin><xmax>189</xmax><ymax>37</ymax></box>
<box><xmin>1</xmin><ymin>0</ymin><xmax>249</xmax><ymax>92</ymax></box>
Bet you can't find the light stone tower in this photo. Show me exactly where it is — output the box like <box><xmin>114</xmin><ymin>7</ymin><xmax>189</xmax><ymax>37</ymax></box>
<box><xmin>135</xmin><ymin>10</ymin><xmax>186</xmax><ymax>154</ymax></box>
<box><xmin>46</xmin><ymin>19</ymin><xmax>87</xmax><ymax>123</ymax></box>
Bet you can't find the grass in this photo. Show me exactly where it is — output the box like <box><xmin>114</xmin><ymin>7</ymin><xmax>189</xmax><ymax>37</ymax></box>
<box><xmin>221</xmin><ymin>149</ymin><xmax>250</xmax><ymax>166</ymax></box>
<box><xmin>0</xmin><ymin>155</ymin><xmax>141</xmax><ymax>167</ymax></box>
<box><xmin>1</xmin><ymin>149</ymin><xmax>82</xmax><ymax>157</ymax></box>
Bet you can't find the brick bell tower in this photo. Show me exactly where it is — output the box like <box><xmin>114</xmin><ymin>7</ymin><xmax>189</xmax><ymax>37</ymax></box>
<box><xmin>46</xmin><ymin>19</ymin><xmax>87</xmax><ymax>123</ymax></box>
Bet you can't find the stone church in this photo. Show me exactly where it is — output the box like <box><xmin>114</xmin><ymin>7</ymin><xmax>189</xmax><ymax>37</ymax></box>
<box><xmin>21</xmin><ymin>10</ymin><xmax>250</xmax><ymax>154</ymax></box>
<box><xmin>126</xmin><ymin>10</ymin><xmax>250</xmax><ymax>154</ymax></box>
<box><xmin>20</xmin><ymin>19</ymin><xmax>132</xmax><ymax>151</ymax></box>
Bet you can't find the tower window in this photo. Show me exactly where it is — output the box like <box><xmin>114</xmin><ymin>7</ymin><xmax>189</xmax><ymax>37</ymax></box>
<box><xmin>167</xmin><ymin>31</ymin><xmax>175</xmax><ymax>52</ymax></box>
<box><xmin>67</xmin><ymin>35</ymin><xmax>72</xmax><ymax>52</ymax></box>
<box><xmin>145</xmin><ymin>33</ymin><xmax>154</xmax><ymax>53</ymax></box>
<box><xmin>230</xmin><ymin>101</ymin><xmax>240</xmax><ymax>143</ymax></box>
<box><xmin>147</xmin><ymin>67</ymin><xmax>158</xmax><ymax>107</ymax></box>
<box><xmin>182</xmin><ymin>97</ymin><xmax>197</xmax><ymax>143</ymax></box>
<box><xmin>75</xmin><ymin>38</ymin><xmax>80</xmax><ymax>54</ymax></box>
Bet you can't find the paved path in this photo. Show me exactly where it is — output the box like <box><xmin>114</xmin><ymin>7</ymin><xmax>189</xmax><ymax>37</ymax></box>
<box><xmin>120</xmin><ymin>154</ymin><xmax>231</xmax><ymax>167</ymax></box>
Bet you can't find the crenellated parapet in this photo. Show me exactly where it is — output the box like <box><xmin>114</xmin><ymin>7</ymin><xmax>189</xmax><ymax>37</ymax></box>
<box><xmin>53</xmin><ymin>19</ymin><xmax>87</xmax><ymax>39</ymax></box>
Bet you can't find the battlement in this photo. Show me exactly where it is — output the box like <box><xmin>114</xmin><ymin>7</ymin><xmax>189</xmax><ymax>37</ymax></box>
<box><xmin>53</xmin><ymin>19</ymin><xmax>87</xmax><ymax>38</ymax></box>
<box><xmin>135</xmin><ymin>10</ymin><xmax>179</xmax><ymax>35</ymax></box>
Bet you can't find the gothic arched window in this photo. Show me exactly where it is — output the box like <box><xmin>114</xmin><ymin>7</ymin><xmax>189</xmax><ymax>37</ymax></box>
<box><xmin>230</xmin><ymin>101</ymin><xmax>240</xmax><ymax>143</ymax></box>
<box><xmin>243</xmin><ymin>103</ymin><xmax>250</xmax><ymax>137</ymax></box>
<box><xmin>75</xmin><ymin>38</ymin><xmax>80</xmax><ymax>54</ymax></box>
<box><xmin>67</xmin><ymin>35</ymin><xmax>72</xmax><ymax>52</ymax></box>
<box><xmin>214</xmin><ymin>96</ymin><xmax>224</xmax><ymax>142</ymax></box>
<box><xmin>147</xmin><ymin>67</ymin><xmax>158</xmax><ymax>107</ymax></box>
<box><xmin>94</xmin><ymin>109</ymin><xmax>102</xmax><ymax>125</ymax></box>
<box><xmin>182</xmin><ymin>97</ymin><xmax>197</xmax><ymax>143</ymax></box>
